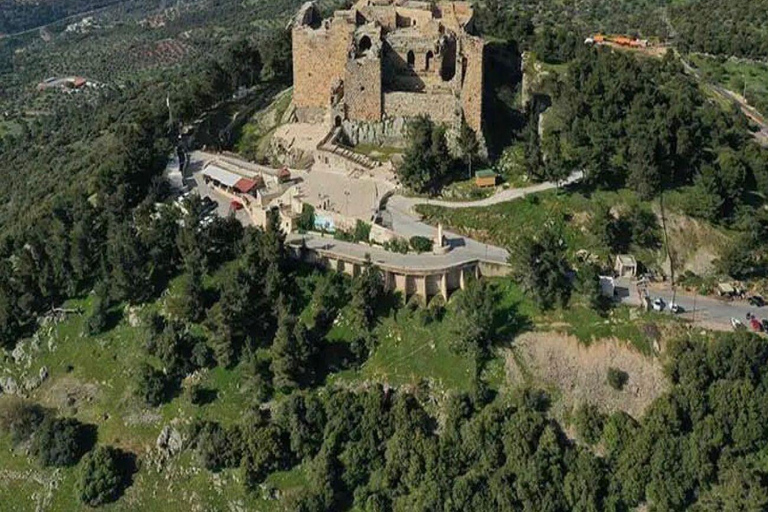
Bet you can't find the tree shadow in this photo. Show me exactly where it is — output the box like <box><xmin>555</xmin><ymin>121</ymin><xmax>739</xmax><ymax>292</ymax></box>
<box><xmin>192</xmin><ymin>387</ymin><xmax>219</xmax><ymax>406</ymax></box>
<box><xmin>103</xmin><ymin>307</ymin><xmax>124</xmax><ymax>332</ymax></box>
<box><xmin>77</xmin><ymin>423</ymin><xmax>99</xmax><ymax>460</ymax></box>
<box><xmin>492</xmin><ymin>298</ymin><xmax>533</xmax><ymax>343</ymax></box>
<box><xmin>113</xmin><ymin>449</ymin><xmax>139</xmax><ymax>503</ymax></box>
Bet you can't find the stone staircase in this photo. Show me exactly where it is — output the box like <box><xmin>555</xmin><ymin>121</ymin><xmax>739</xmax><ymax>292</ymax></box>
<box><xmin>317</xmin><ymin>127</ymin><xmax>379</xmax><ymax>170</ymax></box>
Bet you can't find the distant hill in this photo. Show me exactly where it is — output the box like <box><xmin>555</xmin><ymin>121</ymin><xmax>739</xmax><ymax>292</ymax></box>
<box><xmin>0</xmin><ymin>0</ymin><xmax>124</xmax><ymax>34</ymax></box>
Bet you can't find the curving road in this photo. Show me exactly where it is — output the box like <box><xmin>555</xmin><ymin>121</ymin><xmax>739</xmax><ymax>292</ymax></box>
<box><xmin>176</xmin><ymin>152</ymin><xmax>764</xmax><ymax>330</ymax></box>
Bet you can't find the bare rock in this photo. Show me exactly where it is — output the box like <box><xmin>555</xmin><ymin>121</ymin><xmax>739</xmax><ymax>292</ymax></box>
<box><xmin>156</xmin><ymin>425</ymin><xmax>184</xmax><ymax>457</ymax></box>
<box><xmin>126</xmin><ymin>306</ymin><xmax>142</xmax><ymax>328</ymax></box>
<box><xmin>0</xmin><ymin>376</ymin><xmax>19</xmax><ymax>395</ymax></box>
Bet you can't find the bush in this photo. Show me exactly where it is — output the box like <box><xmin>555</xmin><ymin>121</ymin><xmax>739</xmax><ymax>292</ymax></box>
<box><xmin>383</xmin><ymin>238</ymin><xmax>409</xmax><ymax>254</ymax></box>
<box><xmin>193</xmin><ymin>421</ymin><xmax>243</xmax><ymax>471</ymax></box>
<box><xmin>573</xmin><ymin>403</ymin><xmax>605</xmax><ymax>445</ymax></box>
<box><xmin>31</xmin><ymin>417</ymin><xmax>93</xmax><ymax>467</ymax></box>
<box><xmin>135</xmin><ymin>363</ymin><xmax>170</xmax><ymax>407</ymax></box>
<box><xmin>353</xmin><ymin>220</ymin><xmax>371</xmax><ymax>243</ymax></box>
<box><xmin>607</xmin><ymin>367</ymin><xmax>629</xmax><ymax>391</ymax></box>
<box><xmin>78</xmin><ymin>446</ymin><xmax>130</xmax><ymax>507</ymax></box>
<box><xmin>297</xmin><ymin>203</ymin><xmax>315</xmax><ymax>232</ymax></box>
<box><xmin>0</xmin><ymin>398</ymin><xmax>48</xmax><ymax>445</ymax></box>
<box><xmin>409</xmin><ymin>235</ymin><xmax>434</xmax><ymax>253</ymax></box>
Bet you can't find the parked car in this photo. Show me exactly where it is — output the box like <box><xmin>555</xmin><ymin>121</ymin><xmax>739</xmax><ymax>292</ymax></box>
<box><xmin>670</xmin><ymin>303</ymin><xmax>684</xmax><ymax>314</ymax></box>
<box><xmin>762</xmin><ymin>319</ymin><xmax>768</xmax><ymax>332</ymax></box>
<box><xmin>749</xmin><ymin>295</ymin><xmax>765</xmax><ymax>308</ymax></box>
<box><xmin>749</xmin><ymin>317</ymin><xmax>764</xmax><ymax>332</ymax></box>
<box><xmin>652</xmin><ymin>298</ymin><xmax>665</xmax><ymax>312</ymax></box>
<box><xmin>731</xmin><ymin>317</ymin><xmax>744</xmax><ymax>330</ymax></box>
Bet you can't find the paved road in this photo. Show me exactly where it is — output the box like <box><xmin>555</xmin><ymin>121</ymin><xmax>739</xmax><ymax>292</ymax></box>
<box><xmin>392</xmin><ymin>171</ymin><xmax>583</xmax><ymax>210</ymax></box>
<box><xmin>380</xmin><ymin>173</ymin><xmax>584</xmax><ymax>265</ymax></box>
<box><xmin>620</xmin><ymin>283</ymin><xmax>766</xmax><ymax>332</ymax></box>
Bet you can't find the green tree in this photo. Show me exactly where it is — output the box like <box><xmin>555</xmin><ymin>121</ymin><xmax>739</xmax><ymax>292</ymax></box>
<box><xmin>31</xmin><ymin>417</ymin><xmax>91</xmax><ymax>467</ymax></box>
<box><xmin>135</xmin><ymin>363</ymin><xmax>169</xmax><ymax>407</ymax></box>
<box><xmin>456</xmin><ymin>115</ymin><xmax>479</xmax><ymax>180</ymax></box>
<box><xmin>509</xmin><ymin>226</ymin><xmax>572</xmax><ymax>309</ymax></box>
<box><xmin>78</xmin><ymin>446</ymin><xmax>126</xmax><ymax>507</ymax></box>
<box><xmin>450</xmin><ymin>277</ymin><xmax>496</xmax><ymax>361</ymax></box>
<box><xmin>573</xmin><ymin>403</ymin><xmax>605</xmax><ymax>445</ymax></box>
<box><xmin>271</xmin><ymin>313</ymin><xmax>318</xmax><ymax>391</ymax></box>
<box><xmin>84</xmin><ymin>280</ymin><xmax>111</xmax><ymax>335</ymax></box>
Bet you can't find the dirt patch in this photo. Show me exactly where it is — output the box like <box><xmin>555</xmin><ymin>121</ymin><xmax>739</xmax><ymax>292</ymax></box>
<box><xmin>506</xmin><ymin>332</ymin><xmax>668</xmax><ymax>419</ymax></box>
<box><xmin>659</xmin><ymin>210</ymin><xmax>731</xmax><ymax>277</ymax></box>
<box><xmin>37</xmin><ymin>375</ymin><xmax>99</xmax><ymax>413</ymax></box>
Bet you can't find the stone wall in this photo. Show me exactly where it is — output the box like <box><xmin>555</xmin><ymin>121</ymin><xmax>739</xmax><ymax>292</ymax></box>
<box><xmin>344</xmin><ymin>57</ymin><xmax>382</xmax><ymax>121</ymax></box>
<box><xmin>341</xmin><ymin>117</ymin><xmax>409</xmax><ymax>146</ymax></box>
<box><xmin>460</xmin><ymin>35</ymin><xmax>484</xmax><ymax>133</ymax></box>
<box><xmin>384</xmin><ymin>91</ymin><xmax>459</xmax><ymax>124</ymax></box>
<box><xmin>292</xmin><ymin>15</ymin><xmax>355</xmax><ymax>113</ymax></box>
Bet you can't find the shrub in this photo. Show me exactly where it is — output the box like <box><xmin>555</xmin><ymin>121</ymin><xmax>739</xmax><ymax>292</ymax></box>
<box><xmin>31</xmin><ymin>417</ymin><xmax>93</xmax><ymax>467</ymax></box>
<box><xmin>193</xmin><ymin>421</ymin><xmax>243</xmax><ymax>471</ymax></box>
<box><xmin>383</xmin><ymin>238</ymin><xmax>409</xmax><ymax>254</ymax></box>
<box><xmin>0</xmin><ymin>398</ymin><xmax>48</xmax><ymax>445</ymax></box>
<box><xmin>573</xmin><ymin>403</ymin><xmax>605</xmax><ymax>445</ymax></box>
<box><xmin>297</xmin><ymin>203</ymin><xmax>315</xmax><ymax>232</ymax></box>
<box><xmin>135</xmin><ymin>363</ymin><xmax>169</xmax><ymax>407</ymax></box>
<box><xmin>607</xmin><ymin>367</ymin><xmax>629</xmax><ymax>391</ymax></box>
<box><xmin>78</xmin><ymin>446</ymin><xmax>128</xmax><ymax>507</ymax></box>
<box><xmin>353</xmin><ymin>220</ymin><xmax>371</xmax><ymax>243</ymax></box>
<box><xmin>409</xmin><ymin>235</ymin><xmax>434</xmax><ymax>253</ymax></box>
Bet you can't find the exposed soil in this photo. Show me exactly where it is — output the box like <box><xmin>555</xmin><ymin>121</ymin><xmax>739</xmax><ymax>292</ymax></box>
<box><xmin>506</xmin><ymin>332</ymin><xmax>668</xmax><ymax>419</ymax></box>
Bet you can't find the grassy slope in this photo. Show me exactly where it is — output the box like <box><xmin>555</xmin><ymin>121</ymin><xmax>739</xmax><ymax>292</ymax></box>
<box><xmin>689</xmin><ymin>53</ymin><xmax>768</xmax><ymax>115</ymax></box>
<box><xmin>416</xmin><ymin>187</ymin><xmax>734</xmax><ymax>277</ymax></box>
<box><xmin>0</xmin><ymin>268</ymin><xmax>681</xmax><ymax>510</ymax></box>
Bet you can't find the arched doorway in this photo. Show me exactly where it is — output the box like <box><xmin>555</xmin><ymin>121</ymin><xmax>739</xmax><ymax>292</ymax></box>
<box><xmin>334</xmin><ymin>115</ymin><xmax>342</xmax><ymax>127</ymax></box>
<box><xmin>425</xmin><ymin>50</ymin><xmax>433</xmax><ymax>71</ymax></box>
<box><xmin>358</xmin><ymin>35</ymin><xmax>372</xmax><ymax>54</ymax></box>
<box><xmin>440</xmin><ymin>41</ymin><xmax>456</xmax><ymax>81</ymax></box>
<box><xmin>407</xmin><ymin>50</ymin><xmax>415</xmax><ymax>68</ymax></box>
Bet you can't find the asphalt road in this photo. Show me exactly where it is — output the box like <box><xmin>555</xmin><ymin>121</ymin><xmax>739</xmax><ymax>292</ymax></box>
<box><xmin>621</xmin><ymin>283</ymin><xmax>765</xmax><ymax>332</ymax></box>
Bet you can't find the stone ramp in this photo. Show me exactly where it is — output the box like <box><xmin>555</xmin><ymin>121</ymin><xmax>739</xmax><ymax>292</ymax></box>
<box><xmin>317</xmin><ymin>127</ymin><xmax>379</xmax><ymax>170</ymax></box>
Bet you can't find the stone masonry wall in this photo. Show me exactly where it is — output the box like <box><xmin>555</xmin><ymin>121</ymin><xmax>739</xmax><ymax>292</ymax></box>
<box><xmin>292</xmin><ymin>18</ymin><xmax>355</xmax><ymax>113</ymax></box>
<box><xmin>384</xmin><ymin>91</ymin><xmax>459</xmax><ymax>125</ymax></box>
<box><xmin>460</xmin><ymin>35</ymin><xmax>484</xmax><ymax>133</ymax></box>
<box><xmin>341</xmin><ymin>117</ymin><xmax>409</xmax><ymax>146</ymax></box>
<box><xmin>345</xmin><ymin>57</ymin><xmax>382</xmax><ymax>121</ymax></box>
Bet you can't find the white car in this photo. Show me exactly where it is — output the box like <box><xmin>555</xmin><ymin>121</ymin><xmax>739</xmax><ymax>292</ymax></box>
<box><xmin>670</xmin><ymin>303</ymin><xmax>684</xmax><ymax>314</ymax></box>
<box><xmin>731</xmin><ymin>317</ymin><xmax>744</xmax><ymax>330</ymax></box>
<box><xmin>652</xmin><ymin>298</ymin><xmax>665</xmax><ymax>312</ymax></box>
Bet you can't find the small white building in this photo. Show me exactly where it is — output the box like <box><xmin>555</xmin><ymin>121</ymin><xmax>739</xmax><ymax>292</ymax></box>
<box><xmin>614</xmin><ymin>254</ymin><xmax>637</xmax><ymax>278</ymax></box>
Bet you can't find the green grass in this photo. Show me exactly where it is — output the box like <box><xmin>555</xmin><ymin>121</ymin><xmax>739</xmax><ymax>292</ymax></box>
<box><xmin>0</xmin><ymin>266</ymin><xmax>674</xmax><ymax>510</ymax></box>
<box><xmin>689</xmin><ymin>53</ymin><xmax>768</xmax><ymax>115</ymax></box>
<box><xmin>349</xmin><ymin>143</ymin><xmax>403</xmax><ymax>163</ymax></box>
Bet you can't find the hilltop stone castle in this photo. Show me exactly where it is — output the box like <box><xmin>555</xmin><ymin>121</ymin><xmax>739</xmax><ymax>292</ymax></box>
<box><xmin>290</xmin><ymin>0</ymin><xmax>485</xmax><ymax>146</ymax></box>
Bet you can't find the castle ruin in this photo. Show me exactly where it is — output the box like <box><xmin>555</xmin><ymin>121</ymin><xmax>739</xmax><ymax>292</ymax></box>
<box><xmin>291</xmin><ymin>0</ymin><xmax>485</xmax><ymax>146</ymax></box>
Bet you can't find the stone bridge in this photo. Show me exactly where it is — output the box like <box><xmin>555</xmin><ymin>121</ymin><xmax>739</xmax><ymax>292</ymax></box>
<box><xmin>287</xmin><ymin>234</ymin><xmax>510</xmax><ymax>301</ymax></box>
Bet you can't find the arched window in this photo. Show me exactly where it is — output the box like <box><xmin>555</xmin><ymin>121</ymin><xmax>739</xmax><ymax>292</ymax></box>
<box><xmin>334</xmin><ymin>116</ymin><xmax>342</xmax><ymax>127</ymax></box>
<box><xmin>425</xmin><ymin>50</ymin><xmax>434</xmax><ymax>71</ymax></box>
<box><xmin>407</xmin><ymin>50</ymin><xmax>415</xmax><ymax>68</ymax></box>
<box><xmin>358</xmin><ymin>35</ymin><xmax>372</xmax><ymax>53</ymax></box>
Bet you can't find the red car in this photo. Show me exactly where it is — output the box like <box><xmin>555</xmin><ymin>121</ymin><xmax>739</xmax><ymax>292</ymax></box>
<box><xmin>750</xmin><ymin>318</ymin><xmax>763</xmax><ymax>332</ymax></box>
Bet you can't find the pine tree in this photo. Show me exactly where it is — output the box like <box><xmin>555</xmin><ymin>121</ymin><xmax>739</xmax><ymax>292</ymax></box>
<box><xmin>85</xmin><ymin>280</ymin><xmax>111</xmax><ymax>335</ymax></box>
<box><xmin>271</xmin><ymin>313</ymin><xmax>317</xmax><ymax>392</ymax></box>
